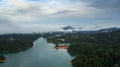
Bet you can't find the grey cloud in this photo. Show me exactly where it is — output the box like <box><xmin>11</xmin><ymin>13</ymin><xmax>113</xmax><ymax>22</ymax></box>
<box><xmin>11</xmin><ymin>4</ymin><xmax>41</xmax><ymax>16</ymax></box>
<box><xmin>74</xmin><ymin>0</ymin><xmax>120</xmax><ymax>16</ymax></box>
<box><xmin>15</xmin><ymin>9</ymin><xmax>29</xmax><ymax>15</ymax></box>
<box><xmin>91</xmin><ymin>0</ymin><xmax>120</xmax><ymax>15</ymax></box>
<box><xmin>75</xmin><ymin>0</ymin><xmax>120</xmax><ymax>9</ymax></box>
<box><xmin>0</xmin><ymin>17</ymin><xmax>13</xmax><ymax>25</ymax></box>
<box><xmin>28</xmin><ymin>0</ymin><xmax>39</xmax><ymax>1</ymax></box>
<box><xmin>0</xmin><ymin>17</ymin><xmax>20</xmax><ymax>34</ymax></box>
<box><xmin>91</xmin><ymin>0</ymin><xmax>120</xmax><ymax>9</ymax></box>
<box><xmin>51</xmin><ymin>9</ymin><xmax>75</xmax><ymax>15</ymax></box>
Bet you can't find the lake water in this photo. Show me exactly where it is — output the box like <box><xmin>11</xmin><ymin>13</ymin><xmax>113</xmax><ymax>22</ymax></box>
<box><xmin>0</xmin><ymin>38</ymin><xmax>72</xmax><ymax>67</ymax></box>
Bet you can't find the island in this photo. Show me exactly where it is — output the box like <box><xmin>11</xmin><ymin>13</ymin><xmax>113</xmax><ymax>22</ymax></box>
<box><xmin>0</xmin><ymin>55</ymin><xmax>6</xmax><ymax>63</ymax></box>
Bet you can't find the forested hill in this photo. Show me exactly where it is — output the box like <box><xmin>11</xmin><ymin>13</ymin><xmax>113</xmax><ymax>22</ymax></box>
<box><xmin>47</xmin><ymin>29</ymin><xmax>120</xmax><ymax>45</ymax></box>
<box><xmin>0</xmin><ymin>34</ymin><xmax>41</xmax><ymax>53</ymax></box>
<box><xmin>67</xmin><ymin>30</ymin><xmax>120</xmax><ymax>67</ymax></box>
<box><xmin>73</xmin><ymin>29</ymin><xmax>120</xmax><ymax>45</ymax></box>
<box><xmin>93</xmin><ymin>29</ymin><xmax>120</xmax><ymax>44</ymax></box>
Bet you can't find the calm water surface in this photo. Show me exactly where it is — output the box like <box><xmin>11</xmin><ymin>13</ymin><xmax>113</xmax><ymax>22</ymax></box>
<box><xmin>0</xmin><ymin>38</ymin><xmax>72</xmax><ymax>67</ymax></box>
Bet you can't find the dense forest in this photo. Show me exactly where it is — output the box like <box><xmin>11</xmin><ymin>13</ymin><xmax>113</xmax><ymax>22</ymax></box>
<box><xmin>47</xmin><ymin>30</ymin><xmax>120</xmax><ymax>67</ymax></box>
<box><xmin>0</xmin><ymin>33</ymin><xmax>41</xmax><ymax>53</ymax></box>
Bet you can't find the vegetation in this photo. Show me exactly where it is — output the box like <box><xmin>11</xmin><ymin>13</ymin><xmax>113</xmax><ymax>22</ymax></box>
<box><xmin>43</xmin><ymin>32</ymin><xmax>64</xmax><ymax>38</ymax></box>
<box><xmin>0</xmin><ymin>55</ymin><xmax>6</xmax><ymax>63</ymax></box>
<box><xmin>47</xmin><ymin>30</ymin><xmax>120</xmax><ymax>67</ymax></box>
<box><xmin>0</xmin><ymin>33</ymin><xmax>41</xmax><ymax>53</ymax></box>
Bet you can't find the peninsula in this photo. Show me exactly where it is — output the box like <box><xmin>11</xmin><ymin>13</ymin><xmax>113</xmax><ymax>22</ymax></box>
<box><xmin>0</xmin><ymin>34</ymin><xmax>41</xmax><ymax>53</ymax></box>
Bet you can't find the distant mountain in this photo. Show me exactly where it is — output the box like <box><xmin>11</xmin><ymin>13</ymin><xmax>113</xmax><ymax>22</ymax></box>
<box><xmin>61</xmin><ymin>26</ymin><xmax>82</xmax><ymax>31</ymax></box>
<box><xmin>98</xmin><ymin>27</ymin><xmax>120</xmax><ymax>33</ymax></box>
<box><xmin>62</xmin><ymin>26</ymin><xmax>75</xmax><ymax>30</ymax></box>
<box><xmin>78</xmin><ymin>27</ymin><xmax>120</xmax><ymax>34</ymax></box>
<box><xmin>61</xmin><ymin>26</ymin><xmax>120</xmax><ymax>34</ymax></box>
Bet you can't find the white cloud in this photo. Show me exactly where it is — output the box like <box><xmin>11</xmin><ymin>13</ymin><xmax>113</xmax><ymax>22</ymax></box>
<box><xmin>0</xmin><ymin>0</ymin><xmax>104</xmax><ymax>21</ymax></box>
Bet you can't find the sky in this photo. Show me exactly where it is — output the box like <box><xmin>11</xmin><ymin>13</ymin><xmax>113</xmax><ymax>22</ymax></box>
<box><xmin>0</xmin><ymin>0</ymin><xmax>120</xmax><ymax>33</ymax></box>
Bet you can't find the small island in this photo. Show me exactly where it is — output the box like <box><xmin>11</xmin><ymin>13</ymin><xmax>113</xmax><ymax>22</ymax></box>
<box><xmin>0</xmin><ymin>55</ymin><xmax>6</xmax><ymax>63</ymax></box>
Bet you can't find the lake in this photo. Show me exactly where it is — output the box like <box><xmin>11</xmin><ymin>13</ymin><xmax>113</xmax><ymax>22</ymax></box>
<box><xmin>0</xmin><ymin>38</ymin><xmax>72</xmax><ymax>67</ymax></box>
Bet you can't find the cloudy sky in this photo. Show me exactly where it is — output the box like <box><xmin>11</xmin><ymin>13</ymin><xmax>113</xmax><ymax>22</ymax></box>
<box><xmin>0</xmin><ymin>0</ymin><xmax>120</xmax><ymax>33</ymax></box>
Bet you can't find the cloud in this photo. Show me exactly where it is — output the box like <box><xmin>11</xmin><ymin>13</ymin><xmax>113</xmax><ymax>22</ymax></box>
<box><xmin>0</xmin><ymin>0</ymin><xmax>119</xmax><ymax>33</ymax></box>
<box><xmin>0</xmin><ymin>0</ymin><xmax>119</xmax><ymax>18</ymax></box>
<box><xmin>28</xmin><ymin>0</ymin><xmax>43</xmax><ymax>1</ymax></box>
<box><xmin>0</xmin><ymin>16</ymin><xmax>21</xmax><ymax>34</ymax></box>
<box><xmin>50</xmin><ymin>9</ymin><xmax>75</xmax><ymax>15</ymax></box>
<box><xmin>0</xmin><ymin>0</ymin><xmax>43</xmax><ymax>22</ymax></box>
<box><xmin>0</xmin><ymin>0</ymin><xmax>104</xmax><ymax>17</ymax></box>
<box><xmin>90</xmin><ymin>0</ymin><xmax>120</xmax><ymax>9</ymax></box>
<box><xmin>0</xmin><ymin>0</ymin><xmax>105</xmax><ymax>26</ymax></box>
<box><xmin>72</xmin><ymin>0</ymin><xmax>120</xmax><ymax>17</ymax></box>
<box><xmin>0</xmin><ymin>16</ymin><xmax>64</xmax><ymax>34</ymax></box>
<box><xmin>74</xmin><ymin>0</ymin><xmax>120</xmax><ymax>12</ymax></box>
